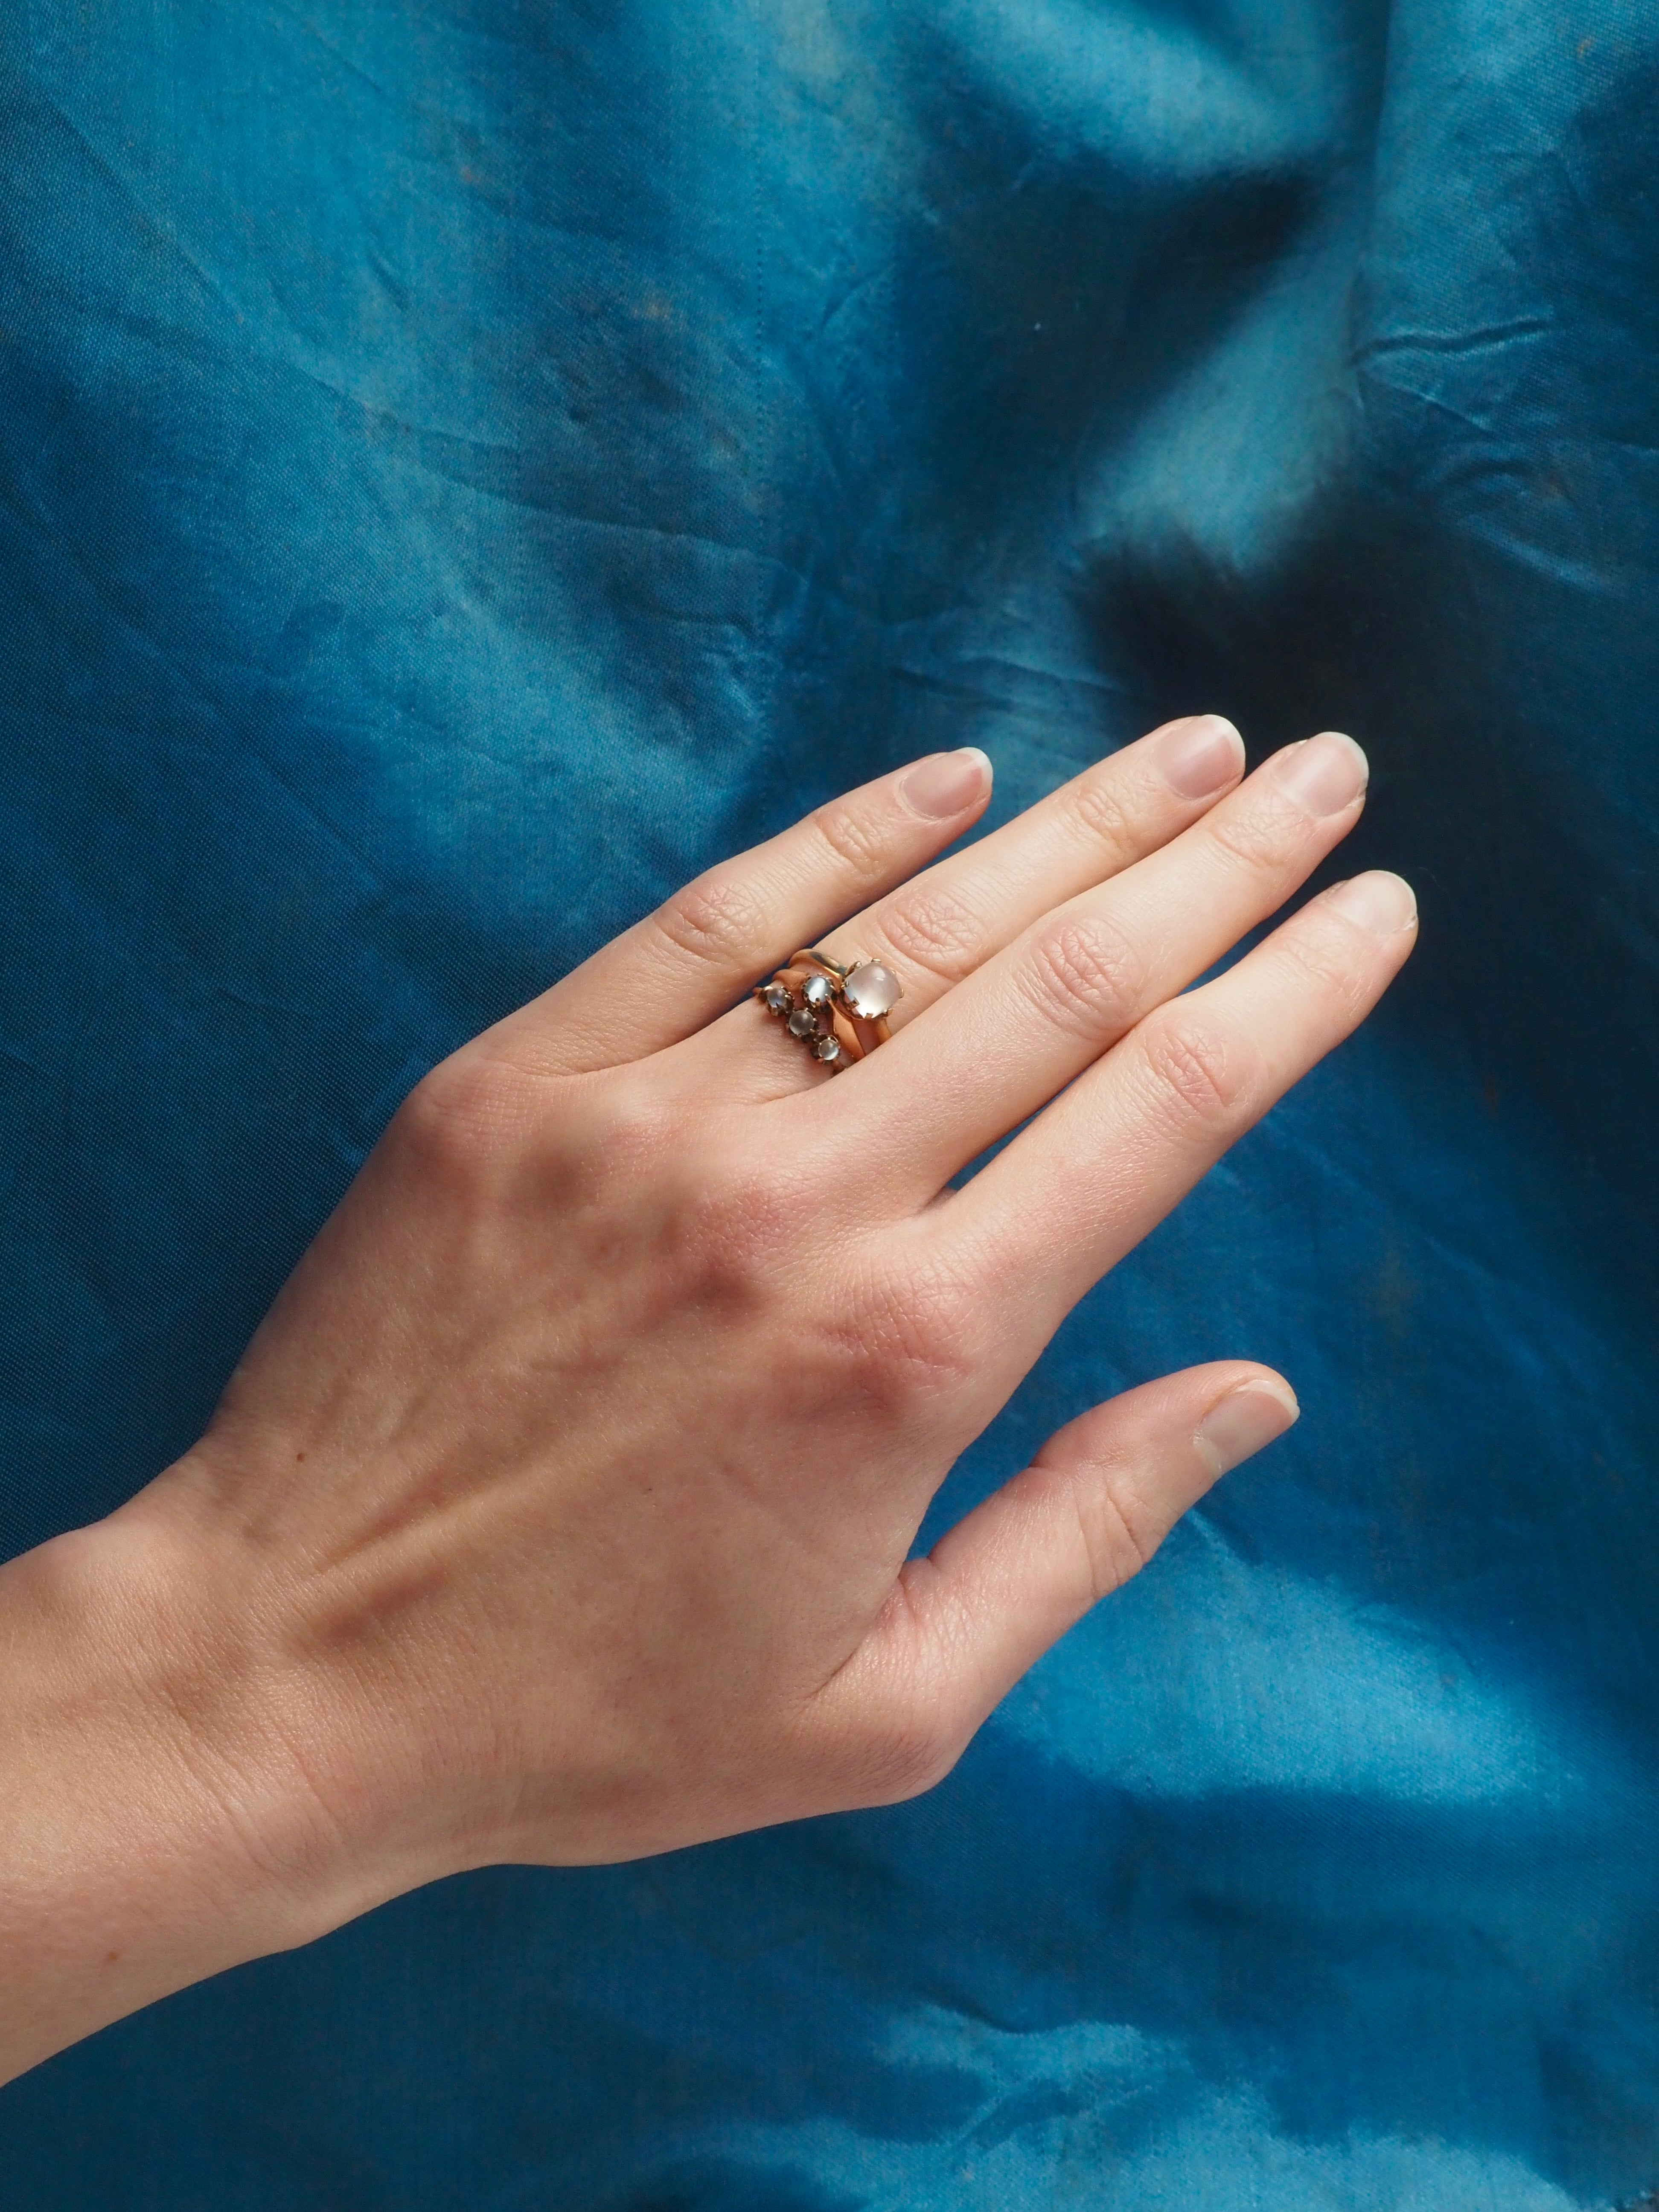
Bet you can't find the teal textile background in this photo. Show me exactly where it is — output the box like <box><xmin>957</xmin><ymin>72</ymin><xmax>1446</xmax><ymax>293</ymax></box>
<box><xmin>2</xmin><ymin>3</ymin><xmax>1658</xmax><ymax>2204</ymax></box>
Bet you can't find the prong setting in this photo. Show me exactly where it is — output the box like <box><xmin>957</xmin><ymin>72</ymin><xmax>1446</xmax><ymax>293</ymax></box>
<box><xmin>754</xmin><ymin>949</ymin><xmax>899</xmax><ymax>1074</ymax></box>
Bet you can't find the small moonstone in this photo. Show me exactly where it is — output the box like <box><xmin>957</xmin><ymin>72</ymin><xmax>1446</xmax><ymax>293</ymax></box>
<box><xmin>787</xmin><ymin>1006</ymin><xmax>817</xmax><ymax>1038</ymax></box>
<box><xmin>814</xmin><ymin>1035</ymin><xmax>841</xmax><ymax>1063</ymax></box>
<box><xmin>801</xmin><ymin>972</ymin><xmax>834</xmax><ymax>1007</ymax></box>
<box><xmin>842</xmin><ymin>960</ymin><xmax>901</xmax><ymax>1020</ymax></box>
<box><xmin>763</xmin><ymin>984</ymin><xmax>791</xmax><ymax>1015</ymax></box>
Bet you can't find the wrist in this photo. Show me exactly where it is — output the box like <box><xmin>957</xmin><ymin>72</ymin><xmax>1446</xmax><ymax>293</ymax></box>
<box><xmin>0</xmin><ymin>1486</ymin><xmax>397</xmax><ymax>2082</ymax></box>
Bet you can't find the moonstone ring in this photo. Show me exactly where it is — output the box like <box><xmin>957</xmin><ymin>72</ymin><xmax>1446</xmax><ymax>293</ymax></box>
<box><xmin>753</xmin><ymin>949</ymin><xmax>903</xmax><ymax>1071</ymax></box>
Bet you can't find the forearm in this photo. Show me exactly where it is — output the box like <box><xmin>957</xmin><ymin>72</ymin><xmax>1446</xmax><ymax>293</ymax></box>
<box><xmin>0</xmin><ymin>1505</ymin><xmax>361</xmax><ymax>2085</ymax></box>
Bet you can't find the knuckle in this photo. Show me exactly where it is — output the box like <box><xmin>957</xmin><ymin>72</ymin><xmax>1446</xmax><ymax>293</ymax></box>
<box><xmin>868</xmin><ymin>880</ymin><xmax>987</xmax><ymax>986</ymax></box>
<box><xmin>395</xmin><ymin>1048</ymin><xmax>545</xmax><ymax>1177</ymax></box>
<box><xmin>1069</xmin><ymin>770</ymin><xmax>1139</xmax><ymax>862</ymax></box>
<box><xmin>1206</xmin><ymin>791</ymin><xmax>1302</xmax><ymax>873</ymax></box>
<box><xmin>809</xmin><ymin>796</ymin><xmax>889</xmax><ymax>878</ymax></box>
<box><xmin>1062</xmin><ymin>1464</ymin><xmax>1157</xmax><ymax>1598</ymax></box>
<box><xmin>574</xmin><ymin>1118</ymin><xmax>800</xmax><ymax>1330</ymax></box>
<box><xmin>1100</xmin><ymin>1482</ymin><xmax>1157</xmax><ymax>1582</ymax></box>
<box><xmin>582</xmin><ymin>1072</ymin><xmax>681</xmax><ymax>1173</ymax></box>
<box><xmin>1276</xmin><ymin>912</ymin><xmax>1375</xmax><ymax>1014</ymax></box>
<box><xmin>858</xmin><ymin>1707</ymin><xmax>960</xmax><ymax>1804</ymax></box>
<box><xmin>823</xmin><ymin>1251</ymin><xmax>983</xmax><ymax>1411</ymax></box>
<box><xmin>1018</xmin><ymin>912</ymin><xmax>1146</xmax><ymax>1043</ymax></box>
<box><xmin>1138</xmin><ymin>1015</ymin><xmax>1255</xmax><ymax>1131</ymax></box>
<box><xmin>675</xmin><ymin>1158</ymin><xmax>799</xmax><ymax>1289</ymax></box>
<box><xmin>651</xmin><ymin>869</ymin><xmax>767</xmax><ymax>969</ymax></box>
<box><xmin>1020</xmin><ymin>1460</ymin><xmax>1133</xmax><ymax>1604</ymax></box>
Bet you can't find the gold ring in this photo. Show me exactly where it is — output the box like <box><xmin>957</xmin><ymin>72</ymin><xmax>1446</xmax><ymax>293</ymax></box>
<box><xmin>753</xmin><ymin>949</ymin><xmax>903</xmax><ymax>1070</ymax></box>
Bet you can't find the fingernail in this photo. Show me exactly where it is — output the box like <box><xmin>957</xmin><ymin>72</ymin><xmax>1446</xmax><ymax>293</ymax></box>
<box><xmin>1274</xmin><ymin>731</ymin><xmax>1369</xmax><ymax>817</ymax></box>
<box><xmin>901</xmin><ymin>747</ymin><xmax>992</xmax><ymax>820</ymax></box>
<box><xmin>1194</xmin><ymin>1380</ymin><xmax>1300</xmax><ymax>1478</ymax></box>
<box><xmin>1324</xmin><ymin>870</ymin><xmax>1418</xmax><ymax>936</ymax></box>
<box><xmin>1153</xmin><ymin>714</ymin><xmax>1245</xmax><ymax>800</ymax></box>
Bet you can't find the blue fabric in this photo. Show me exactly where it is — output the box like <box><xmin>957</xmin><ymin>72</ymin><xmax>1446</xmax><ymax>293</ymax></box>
<box><xmin>2</xmin><ymin>1</ymin><xmax>1657</xmax><ymax>2203</ymax></box>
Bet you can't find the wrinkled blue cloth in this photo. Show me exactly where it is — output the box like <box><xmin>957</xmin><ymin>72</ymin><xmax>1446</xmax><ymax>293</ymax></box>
<box><xmin>3</xmin><ymin>1</ymin><xmax>1658</xmax><ymax>2204</ymax></box>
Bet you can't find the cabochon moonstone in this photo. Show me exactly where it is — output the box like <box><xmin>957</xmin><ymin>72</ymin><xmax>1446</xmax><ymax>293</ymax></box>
<box><xmin>842</xmin><ymin>960</ymin><xmax>901</xmax><ymax>1019</ymax></box>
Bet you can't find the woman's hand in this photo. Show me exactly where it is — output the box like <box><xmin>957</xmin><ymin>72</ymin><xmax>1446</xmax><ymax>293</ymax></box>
<box><xmin>0</xmin><ymin>717</ymin><xmax>1414</xmax><ymax>2079</ymax></box>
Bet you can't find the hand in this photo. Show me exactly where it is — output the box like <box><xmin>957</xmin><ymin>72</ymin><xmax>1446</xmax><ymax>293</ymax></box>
<box><xmin>0</xmin><ymin>716</ymin><xmax>1415</xmax><ymax>2076</ymax></box>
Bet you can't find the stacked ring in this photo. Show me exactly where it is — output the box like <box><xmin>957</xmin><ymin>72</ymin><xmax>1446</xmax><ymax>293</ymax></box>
<box><xmin>754</xmin><ymin>949</ymin><xmax>903</xmax><ymax>1071</ymax></box>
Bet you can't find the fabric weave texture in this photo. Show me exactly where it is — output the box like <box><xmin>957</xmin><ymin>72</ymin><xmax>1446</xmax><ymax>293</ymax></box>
<box><xmin>2</xmin><ymin>2</ymin><xmax>1657</xmax><ymax>2205</ymax></box>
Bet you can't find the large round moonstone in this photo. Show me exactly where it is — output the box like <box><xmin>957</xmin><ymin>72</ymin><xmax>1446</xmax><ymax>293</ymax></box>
<box><xmin>842</xmin><ymin>960</ymin><xmax>901</xmax><ymax>1019</ymax></box>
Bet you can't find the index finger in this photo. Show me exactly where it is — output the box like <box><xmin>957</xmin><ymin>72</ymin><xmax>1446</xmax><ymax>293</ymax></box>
<box><xmin>495</xmin><ymin>747</ymin><xmax>995</xmax><ymax>1074</ymax></box>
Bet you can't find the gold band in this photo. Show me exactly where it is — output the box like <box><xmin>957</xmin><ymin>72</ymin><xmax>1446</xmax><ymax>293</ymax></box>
<box><xmin>753</xmin><ymin>949</ymin><xmax>902</xmax><ymax>1070</ymax></box>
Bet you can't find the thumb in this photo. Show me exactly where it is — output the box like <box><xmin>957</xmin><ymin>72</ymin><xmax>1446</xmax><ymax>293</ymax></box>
<box><xmin>815</xmin><ymin>1364</ymin><xmax>1298</xmax><ymax>1807</ymax></box>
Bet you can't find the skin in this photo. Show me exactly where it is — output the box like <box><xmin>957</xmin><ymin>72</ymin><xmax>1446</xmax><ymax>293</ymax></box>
<box><xmin>0</xmin><ymin>715</ymin><xmax>1415</xmax><ymax>2085</ymax></box>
